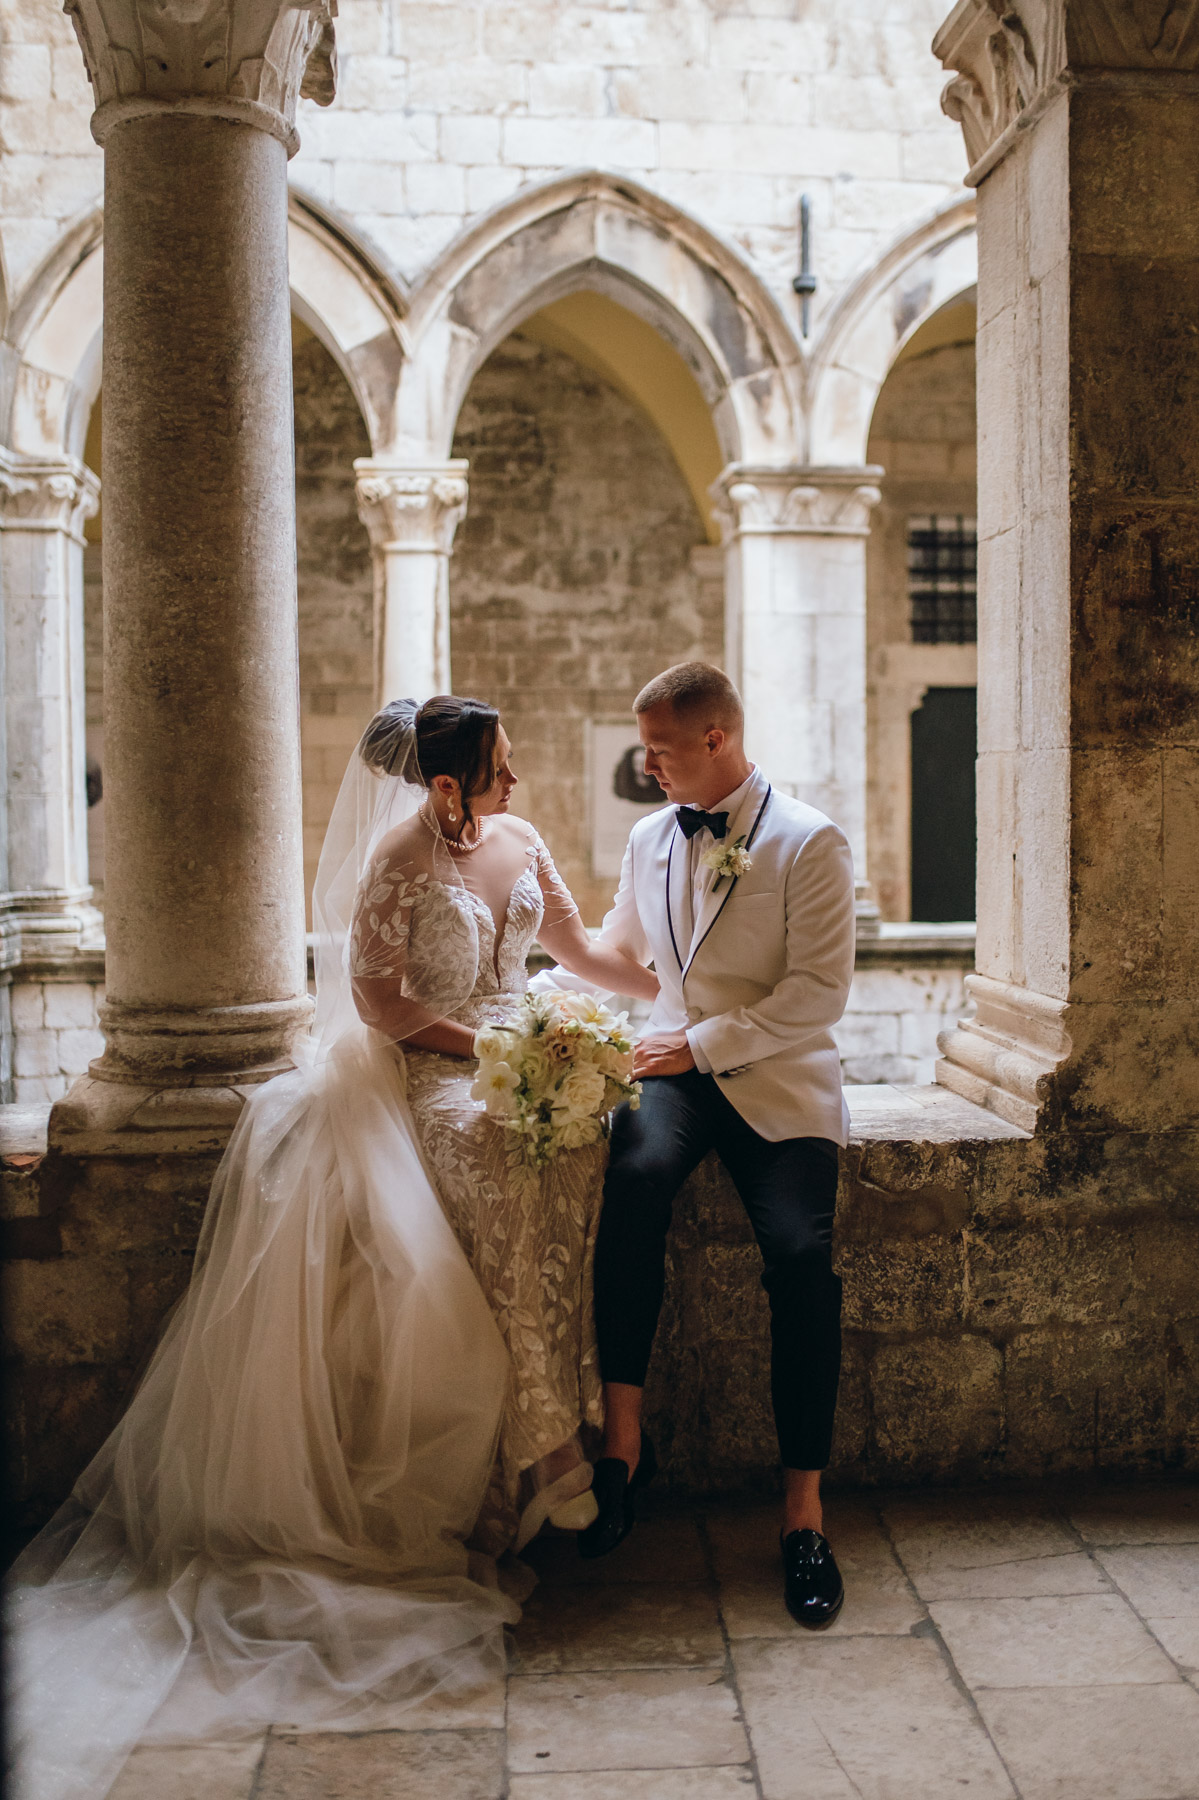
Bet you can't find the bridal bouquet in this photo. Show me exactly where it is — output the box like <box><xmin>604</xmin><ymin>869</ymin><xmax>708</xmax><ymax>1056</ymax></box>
<box><xmin>471</xmin><ymin>990</ymin><xmax>640</xmax><ymax>1166</ymax></box>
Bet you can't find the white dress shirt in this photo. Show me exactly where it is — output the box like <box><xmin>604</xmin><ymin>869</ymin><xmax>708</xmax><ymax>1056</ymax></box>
<box><xmin>682</xmin><ymin>767</ymin><xmax>758</xmax><ymax>936</ymax></box>
<box><xmin>678</xmin><ymin>768</ymin><xmax>758</xmax><ymax>1074</ymax></box>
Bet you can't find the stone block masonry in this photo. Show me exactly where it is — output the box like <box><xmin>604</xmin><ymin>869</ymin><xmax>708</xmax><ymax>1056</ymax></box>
<box><xmin>7</xmin><ymin>977</ymin><xmax>104</xmax><ymax>1104</ymax></box>
<box><xmin>643</xmin><ymin>1088</ymin><xmax>1199</xmax><ymax>1495</ymax></box>
<box><xmin>6</xmin><ymin>1083</ymin><xmax>1196</xmax><ymax>1530</ymax></box>
<box><xmin>451</xmin><ymin>332</ymin><xmax>720</xmax><ymax>925</ymax></box>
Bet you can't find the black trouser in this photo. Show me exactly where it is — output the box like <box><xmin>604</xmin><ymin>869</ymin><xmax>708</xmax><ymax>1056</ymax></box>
<box><xmin>595</xmin><ymin>1070</ymin><xmax>842</xmax><ymax>1470</ymax></box>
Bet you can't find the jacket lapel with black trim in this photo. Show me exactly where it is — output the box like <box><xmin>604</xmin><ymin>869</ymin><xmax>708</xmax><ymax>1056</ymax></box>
<box><xmin>682</xmin><ymin>771</ymin><xmax>773</xmax><ymax>984</ymax></box>
<box><xmin>663</xmin><ymin>820</ymin><xmax>693</xmax><ymax>974</ymax></box>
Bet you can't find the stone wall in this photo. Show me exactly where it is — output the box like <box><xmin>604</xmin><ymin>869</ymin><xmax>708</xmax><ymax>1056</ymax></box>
<box><xmin>838</xmin><ymin>932</ymin><xmax>970</xmax><ymax>1087</ymax></box>
<box><xmin>0</xmin><ymin>0</ymin><xmax>968</xmax><ymax>335</ymax></box>
<box><xmin>450</xmin><ymin>332</ymin><xmax>718</xmax><ymax>924</ymax></box>
<box><xmin>6</xmin><ymin>1086</ymin><xmax>1196</xmax><ymax>1530</ymax></box>
<box><xmin>8</xmin><ymin>975</ymin><xmax>104</xmax><ymax>1105</ymax></box>
<box><xmin>643</xmin><ymin>1090</ymin><xmax>1199</xmax><ymax>1494</ymax></box>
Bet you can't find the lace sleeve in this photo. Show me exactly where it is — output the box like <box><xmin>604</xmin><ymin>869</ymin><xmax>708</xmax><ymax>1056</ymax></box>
<box><xmin>349</xmin><ymin>847</ymin><xmax>478</xmax><ymax>1040</ymax></box>
<box><xmin>349</xmin><ymin>860</ymin><xmax>425</xmax><ymax>979</ymax></box>
<box><xmin>532</xmin><ymin>832</ymin><xmax>581</xmax><ymax>930</ymax></box>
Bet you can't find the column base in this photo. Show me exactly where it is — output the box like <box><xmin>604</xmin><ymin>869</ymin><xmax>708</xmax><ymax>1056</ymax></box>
<box><xmin>935</xmin><ymin>974</ymin><xmax>1069</xmax><ymax>1133</ymax></box>
<box><xmin>50</xmin><ymin>1073</ymin><xmax>263</xmax><ymax>1155</ymax></box>
<box><xmin>51</xmin><ymin>994</ymin><xmax>315</xmax><ymax>1153</ymax></box>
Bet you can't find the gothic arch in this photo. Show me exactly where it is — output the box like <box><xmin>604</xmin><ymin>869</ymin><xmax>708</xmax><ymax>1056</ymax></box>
<box><xmin>395</xmin><ymin>170</ymin><xmax>805</xmax><ymax>468</ymax></box>
<box><xmin>0</xmin><ymin>191</ymin><xmax>405</xmax><ymax>462</ymax></box>
<box><xmin>807</xmin><ymin>194</ymin><xmax>978</xmax><ymax>467</ymax></box>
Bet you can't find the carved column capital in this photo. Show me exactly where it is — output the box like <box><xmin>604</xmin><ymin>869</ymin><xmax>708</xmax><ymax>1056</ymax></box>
<box><xmin>0</xmin><ymin>451</ymin><xmax>100</xmax><ymax>543</ymax></box>
<box><xmin>934</xmin><ymin>0</ymin><xmax>1199</xmax><ymax>176</ymax></box>
<box><xmin>354</xmin><ymin>460</ymin><xmax>470</xmax><ymax>556</ymax></box>
<box><xmin>712</xmin><ymin>465</ymin><xmax>883</xmax><ymax>540</ymax></box>
<box><xmin>64</xmin><ymin>0</ymin><xmax>338</xmax><ymax>155</ymax></box>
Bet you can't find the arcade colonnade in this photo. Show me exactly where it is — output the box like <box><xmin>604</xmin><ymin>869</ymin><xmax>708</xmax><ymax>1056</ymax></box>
<box><xmin>0</xmin><ymin>3</ymin><xmax>983</xmax><ymax>1110</ymax></box>
<box><xmin>4</xmin><ymin>0</ymin><xmax>1198</xmax><ymax>1515</ymax></box>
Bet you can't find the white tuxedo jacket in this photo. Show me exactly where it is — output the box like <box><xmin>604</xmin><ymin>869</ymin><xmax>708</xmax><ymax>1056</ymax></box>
<box><xmin>594</xmin><ymin>765</ymin><xmax>855</xmax><ymax>1145</ymax></box>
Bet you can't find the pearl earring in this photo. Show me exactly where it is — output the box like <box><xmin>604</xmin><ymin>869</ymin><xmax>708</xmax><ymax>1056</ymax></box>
<box><xmin>447</xmin><ymin>799</ymin><xmax>458</xmax><ymax>823</ymax></box>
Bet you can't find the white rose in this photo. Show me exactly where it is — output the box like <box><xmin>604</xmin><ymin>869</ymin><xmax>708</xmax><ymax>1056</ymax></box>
<box><xmin>554</xmin><ymin>1062</ymin><xmax>607</xmax><ymax>1121</ymax></box>
<box><xmin>473</xmin><ymin>1024</ymin><xmax>512</xmax><ymax>1061</ymax></box>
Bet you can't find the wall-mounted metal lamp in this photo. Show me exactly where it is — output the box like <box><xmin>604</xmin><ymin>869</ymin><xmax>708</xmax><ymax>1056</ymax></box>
<box><xmin>792</xmin><ymin>193</ymin><xmax>817</xmax><ymax>338</ymax></box>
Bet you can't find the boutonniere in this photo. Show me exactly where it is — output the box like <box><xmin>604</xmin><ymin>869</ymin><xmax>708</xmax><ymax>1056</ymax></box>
<box><xmin>701</xmin><ymin>834</ymin><xmax>753</xmax><ymax>890</ymax></box>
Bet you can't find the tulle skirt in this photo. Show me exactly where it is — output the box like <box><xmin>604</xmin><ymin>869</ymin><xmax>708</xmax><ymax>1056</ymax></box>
<box><xmin>8</xmin><ymin>1029</ymin><xmax>520</xmax><ymax>1800</ymax></box>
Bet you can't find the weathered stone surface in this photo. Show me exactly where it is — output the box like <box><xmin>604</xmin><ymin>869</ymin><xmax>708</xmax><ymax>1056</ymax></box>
<box><xmin>871</xmin><ymin>1335</ymin><xmax>1004</xmax><ymax>1478</ymax></box>
<box><xmin>450</xmin><ymin>334</ymin><xmax>717</xmax><ymax>926</ymax></box>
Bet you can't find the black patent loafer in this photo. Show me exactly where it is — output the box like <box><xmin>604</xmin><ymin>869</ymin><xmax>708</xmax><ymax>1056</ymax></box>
<box><xmin>577</xmin><ymin>1434</ymin><xmax>658</xmax><ymax>1560</ymax></box>
<box><xmin>781</xmin><ymin>1527</ymin><xmax>844</xmax><ymax>1629</ymax></box>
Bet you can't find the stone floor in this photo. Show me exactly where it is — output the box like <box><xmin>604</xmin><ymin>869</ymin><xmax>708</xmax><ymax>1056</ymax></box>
<box><xmin>107</xmin><ymin>1483</ymin><xmax>1199</xmax><ymax>1800</ymax></box>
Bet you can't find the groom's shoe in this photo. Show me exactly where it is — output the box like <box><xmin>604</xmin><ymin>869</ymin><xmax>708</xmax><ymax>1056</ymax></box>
<box><xmin>577</xmin><ymin>1435</ymin><xmax>658</xmax><ymax>1560</ymax></box>
<box><xmin>781</xmin><ymin>1528</ymin><xmax>844</xmax><ymax>1630</ymax></box>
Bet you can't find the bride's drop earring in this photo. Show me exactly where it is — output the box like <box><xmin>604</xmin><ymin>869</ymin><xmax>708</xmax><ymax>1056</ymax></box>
<box><xmin>447</xmin><ymin>798</ymin><xmax>458</xmax><ymax>824</ymax></box>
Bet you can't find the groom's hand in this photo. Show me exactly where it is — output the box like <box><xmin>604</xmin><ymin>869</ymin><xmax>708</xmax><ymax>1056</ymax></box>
<box><xmin>633</xmin><ymin>1030</ymin><xmax>696</xmax><ymax>1079</ymax></box>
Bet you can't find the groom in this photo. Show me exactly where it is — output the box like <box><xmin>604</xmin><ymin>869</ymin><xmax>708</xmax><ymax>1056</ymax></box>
<box><xmin>577</xmin><ymin>662</ymin><xmax>855</xmax><ymax>1628</ymax></box>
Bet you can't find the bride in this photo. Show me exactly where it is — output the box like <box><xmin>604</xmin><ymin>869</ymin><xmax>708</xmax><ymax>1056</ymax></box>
<box><xmin>8</xmin><ymin>694</ymin><xmax>659</xmax><ymax>1800</ymax></box>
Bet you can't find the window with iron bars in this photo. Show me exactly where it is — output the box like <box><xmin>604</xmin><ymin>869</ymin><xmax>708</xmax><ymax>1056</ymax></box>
<box><xmin>908</xmin><ymin>513</ymin><xmax>977</xmax><ymax>644</ymax></box>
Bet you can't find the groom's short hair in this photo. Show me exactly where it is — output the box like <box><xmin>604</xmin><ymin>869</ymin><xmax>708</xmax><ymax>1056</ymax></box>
<box><xmin>634</xmin><ymin>662</ymin><xmax>744</xmax><ymax>733</ymax></box>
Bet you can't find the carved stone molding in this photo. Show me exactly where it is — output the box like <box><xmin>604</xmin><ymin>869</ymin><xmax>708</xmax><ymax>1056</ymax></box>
<box><xmin>712</xmin><ymin>465</ymin><xmax>883</xmax><ymax>539</ymax></box>
<box><xmin>936</xmin><ymin>972</ymin><xmax>1072</xmax><ymax>1132</ymax></box>
<box><xmin>354</xmin><ymin>460</ymin><xmax>470</xmax><ymax>556</ymax></box>
<box><xmin>0</xmin><ymin>452</ymin><xmax>100</xmax><ymax>542</ymax></box>
<box><xmin>934</xmin><ymin>0</ymin><xmax>1199</xmax><ymax>172</ymax></box>
<box><xmin>64</xmin><ymin>0</ymin><xmax>338</xmax><ymax>153</ymax></box>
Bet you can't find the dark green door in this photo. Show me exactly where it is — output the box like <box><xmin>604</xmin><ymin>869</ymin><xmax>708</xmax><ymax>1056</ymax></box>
<box><xmin>910</xmin><ymin>686</ymin><xmax>977</xmax><ymax>922</ymax></box>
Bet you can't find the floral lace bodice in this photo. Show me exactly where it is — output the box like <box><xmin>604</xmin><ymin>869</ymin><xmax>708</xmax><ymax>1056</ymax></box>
<box><xmin>349</xmin><ymin>817</ymin><xmax>577</xmax><ymax>1025</ymax></box>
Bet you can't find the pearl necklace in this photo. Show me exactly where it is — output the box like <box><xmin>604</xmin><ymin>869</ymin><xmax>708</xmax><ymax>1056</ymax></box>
<box><xmin>421</xmin><ymin>801</ymin><xmax>489</xmax><ymax>854</ymax></box>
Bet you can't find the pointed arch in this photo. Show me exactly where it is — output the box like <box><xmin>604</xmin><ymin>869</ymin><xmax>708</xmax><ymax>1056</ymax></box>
<box><xmin>393</xmin><ymin>170</ymin><xmax>805</xmax><ymax>468</ymax></box>
<box><xmin>0</xmin><ymin>190</ymin><xmax>406</xmax><ymax>461</ymax></box>
<box><xmin>808</xmin><ymin>194</ymin><xmax>978</xmax><ymax>467</ymax></box>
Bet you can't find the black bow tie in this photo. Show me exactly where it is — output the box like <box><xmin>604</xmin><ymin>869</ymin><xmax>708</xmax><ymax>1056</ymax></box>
<box><xmin>675</xmin><ymin>807</ymin><xmax>729</xmax><ymax>842</ymax></box>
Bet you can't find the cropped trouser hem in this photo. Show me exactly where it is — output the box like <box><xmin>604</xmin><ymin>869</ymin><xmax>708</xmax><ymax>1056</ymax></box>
<box><xmin>595</xmin><ymin>1069</ymin><xmax>842</xmax><ymax>1472</ymax></box>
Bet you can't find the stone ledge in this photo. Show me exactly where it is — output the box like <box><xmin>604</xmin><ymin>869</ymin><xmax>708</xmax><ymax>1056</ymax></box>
<box><xmin>4</xmin><ymin>1081</ymin><xmax>1197</xmax><ymax>1525</ymax></box>
<box><xmin>854</xmin><ymin>922</ymin><xmax>976</xmax><ymax>966</ymax></box>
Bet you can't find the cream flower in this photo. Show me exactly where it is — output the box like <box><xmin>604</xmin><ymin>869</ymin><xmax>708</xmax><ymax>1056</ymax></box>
<box><xmin>553</xmin><ymin>1062</ymin><xmax>607</xmax><ymax>1121</ymax></box>
<box><xmin>701</xmin><ymin>833</ymin><xmax>753</xmax><ymax>887</ymax></box>
<box><xmin>473</xmin><ymin>1024</ymin><xmax>513</xmax><ymax>1062</ymax></box>
<box><xmin>559</xmin><ymin>991</ymin><xmax>609</xmax><ymax>1027</ymax></box>
<box><xmin>471</xmin><ymin>1060</ymin><xmax>520</xmax><ymax>1117</ymax></box>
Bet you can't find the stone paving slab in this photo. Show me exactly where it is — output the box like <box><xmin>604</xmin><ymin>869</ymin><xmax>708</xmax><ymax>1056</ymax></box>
<box><xmin>107</xmin><ymin>1741</ymin><xmax>265</xmax><ymax>1800</ymax></box>
<box><xmin>96</xmin><ymin>1484</ymin><xmax>1199</xmax><ymax>1799</ymax></box>
<box><xmin>975</xmin><ymin>1683</ymin><xmax>1199</xmax><ymax>1800</ymax></box>
<box><xmin>256</xmin><ymin>1728</ymin><xmax>505</xmax><ymax>1799</ymax></box>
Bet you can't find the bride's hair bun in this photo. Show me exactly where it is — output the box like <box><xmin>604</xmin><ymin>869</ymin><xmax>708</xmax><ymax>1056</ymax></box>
<box><xmin>359</xmin><ymin>698</ymin><xmax>423</xmax><ymax>784</ymax></box>
<box><xmin>360</xmin><ymin>696</ymin><xmax>501</xmax><ymax>826</ymax></box>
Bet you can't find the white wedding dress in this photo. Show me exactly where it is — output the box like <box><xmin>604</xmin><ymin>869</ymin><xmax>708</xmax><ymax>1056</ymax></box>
<box><xmin>7</xmin><ymin>749</ymin><xmax>605</xmax><ymax>1800</ymax></box>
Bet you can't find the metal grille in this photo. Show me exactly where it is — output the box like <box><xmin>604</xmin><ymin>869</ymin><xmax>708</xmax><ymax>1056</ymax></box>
<box><xmin>908</xmin><ymin>513</ymin><xmax>977</xmax><ymax>644</ymax></box>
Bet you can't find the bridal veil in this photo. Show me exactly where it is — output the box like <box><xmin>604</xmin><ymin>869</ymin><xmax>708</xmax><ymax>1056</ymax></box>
<box><xmin>8</xmin><ymin>704</ymin><xmax>519</xmax><ymax>1800</ymax></box>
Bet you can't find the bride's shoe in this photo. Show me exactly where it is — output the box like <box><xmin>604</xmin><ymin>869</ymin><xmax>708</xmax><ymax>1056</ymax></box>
<box><xmin>548</xmin><ymin>1489</ymin><xmax>600</xmax><ymax>1531</ymax></box>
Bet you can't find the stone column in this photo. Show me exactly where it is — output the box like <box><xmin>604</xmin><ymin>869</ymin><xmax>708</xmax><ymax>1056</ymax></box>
<box><xmin>56</xmin><ymin>1</ymin><xmax>336</xmax><ymax>1148</ymax></box>
<box><xmin>933</xmin><ymin>0</ymin><xmax>1199</xmax><ymax>1132</ymax></box>
<box><xmin>0</xmin><ymin>452</ymin><xmax>102</xmax><ymax>966</ymax></box>
<box><xmin>714</xmin><ymin>465</ymin><xmax>882</xmax><ymax>927</ymax></box>
<box><xmin>354</xmin><ymin>460</ymin><xmax>469</xmax><ymax>703</ymax></box>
